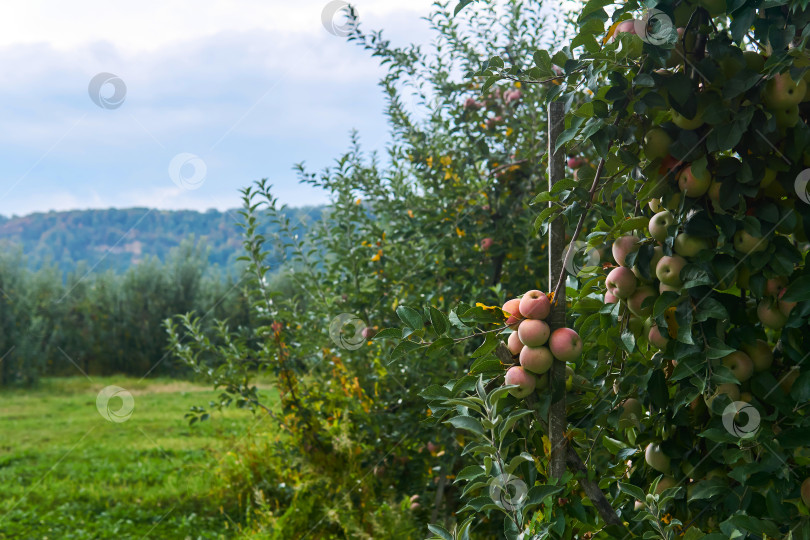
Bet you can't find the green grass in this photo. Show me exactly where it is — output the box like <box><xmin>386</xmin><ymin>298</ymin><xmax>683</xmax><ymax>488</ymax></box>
<box><xmin>0</xmin><ymin>376</ymin><xmax>278</xmax><ymax>539</ymax></box>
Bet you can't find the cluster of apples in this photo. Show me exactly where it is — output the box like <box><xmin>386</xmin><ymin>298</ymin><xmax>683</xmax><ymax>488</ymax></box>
<box><xmin>463</xmin><ymin>86</ymin><xmax>523</xmax><ymax>130</ymax></box>
<box><xmin>500</xmin><ymin>290</ymin><xmax>583</xmax><ymax>398</ymax></box>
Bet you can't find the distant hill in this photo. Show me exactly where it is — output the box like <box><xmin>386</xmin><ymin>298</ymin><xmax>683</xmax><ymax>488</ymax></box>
<box><xmin>0</xmin><ymin>207</ymin><xmax>323</xmax><ymax>275</ymax></box>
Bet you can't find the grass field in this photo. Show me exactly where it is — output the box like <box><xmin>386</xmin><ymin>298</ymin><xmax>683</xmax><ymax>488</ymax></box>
<box><xmin>0</xmin><ymin>376</ymin><xmax>278</xmax><ymax>539</ymax></box>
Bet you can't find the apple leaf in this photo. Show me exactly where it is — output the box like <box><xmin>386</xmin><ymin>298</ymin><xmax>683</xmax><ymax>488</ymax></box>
<box><xmin>445</xmin><ymin>415</ymin><xmax>486</xmax><ymax>437</ymax></box>
<box><xmin>648</xmin><ymin>369</ymin><xmax>669</xmax><ymax>408</ymax></box>
<box><xmin>782</xmin><ymin>275</ymin><xmax>810</xmax><ymax>302</ymax></box>
<box><xmin>396</xmin><ymin>305</ymin><xmax>424</xmax><ymax>330</ymax></box>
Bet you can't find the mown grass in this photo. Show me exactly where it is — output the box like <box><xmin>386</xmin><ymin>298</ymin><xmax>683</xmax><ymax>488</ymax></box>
<box><xmin>0</xmin><ymin>376</ymin><xmax>278</xmax><ymax>539</ymax></box>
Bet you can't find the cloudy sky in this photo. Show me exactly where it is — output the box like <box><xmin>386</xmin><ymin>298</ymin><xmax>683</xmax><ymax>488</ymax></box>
<box><xmin>0</xmin><ymin>1</ymin><xmax>436</xmax><ymax>216</ymax></box>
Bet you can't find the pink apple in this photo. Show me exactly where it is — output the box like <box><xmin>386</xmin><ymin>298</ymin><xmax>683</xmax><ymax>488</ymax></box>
<box><xmin>504</xmin><ymin>89</ymin><xmax>523</xmax><ymax>103</ymax></box>
<box><xmin>722</xmin><ymin>351</ymin><xmax>754</xmax><ymax>383</ymax></box>
<box><xmin>361</xmin><ymin>327</ymin><xmax>376</xmax><ymax>340</ymax></box>
<box><xmin>605</xmin><ymin>290</ymin><xmax>619</xmax><ymax>304</ymax></box>
<box><xmin>606</xmin><ymin>266</ymin><xmax>638</xmax><ymax>299</ymax></box>
<box><xmin>659</xmin><ymin>282</ymin><xmax>681</xmax><ymax>294</ymax></box>
<box><xmin>656</xmin><ymin>255</ymin><xmax>687</xmax><ymax>287</ymax></box>
<box><xmin>504</xmin><ymin>366</ymin><xmax>536</xmax><ymax>398</ymax></box>
<box><xmin>567</xmin><ymin>156</ymin><xmax>585</xmax><ymax>169</ymax></box>
<box><xmin>507</xmin><ymin>331</ymin><xmax>524</xmax><ymax>356</ymax></box>
<box><xmin>548</xmin><ymin>327</ymin><xmax>583</xmax><ymax>362</ymax></box>
<box><xmin>612</xmin><ymin>235</ymin><xmax>641</xmax><ymax>267</ymax></box>
<box><xmin>502</xmin><ymin>298</ymin><xmax>524</xmax><ymax>328</ymax></box>
<box><xmin>677</xmin><ymin>164</ymin><xmax>711</xmax><ymax>198</ymax></box>
<box><xmin>609</xmin><ymin>19</ymin><xmax>637</xmax><ymax>43</ymax></box>
<box><xmin>627</xmin><ymin>286</ymin><xmax>657</xmax><ymax>317</ymax></box>
<box><xmin>519</xmin><ymin>290</ymin><xmax>551</xmax><ymax>320</ymax></box>
<box><xmin>764</xmin><ymin>276</ymin><xmax>788</xmax><ymax>296</ymax></box>
<box><xmin>520</xmin><ymin>345</ymin><xmax>554</xmax><ymax>375</ymax></box>
<box><xmin>518</xmin><ymin>319</ymin><xmax>551</xmax><ymax>347</ymax></box>
<box><xmin>649</xmin><ymin>324</ymin><xmax>669</xmax><ymax>349</ymax></box>
<box><xmin>480</xmin><ymin>237</ymin><xmax>494</xmax><ymax>251</ymax></box>
<box><xmin>778</xmin><ymin>288</ymin><xmax>797</xmax><ymax>317</ymax></box>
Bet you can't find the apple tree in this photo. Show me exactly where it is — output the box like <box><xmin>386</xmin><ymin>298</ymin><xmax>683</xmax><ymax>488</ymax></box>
<box><xmin>381</xmin><ymin>0</ymin><xmax>810</xmax><ymax>538</ymax></box>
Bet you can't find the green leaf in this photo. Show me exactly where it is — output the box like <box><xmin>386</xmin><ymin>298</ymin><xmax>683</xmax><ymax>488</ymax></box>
<box><xmin>445</xmin><ymin>416</ymin><xmax>486</xmax><ymax>437</ymax></box>
<box><xmin>429</xmin><ymin>307</ymin><xmax>449</xmax><ymax>335</ymax></box>
<box><xmin>648</xmin><ymin>369</ymin><xmax>669</xmax><ymax>408</ymax></box>
<box><xmin>525</xmin><ymin>484</ymin><xmax>564</xmax><ymax>507</ymax></box>
<box><xmin>618</xmin><ymin>482</ymin><xmax>646</xmax><ymax>501</ymax></box>
<box><xmin>389</xmin><ymin>339</ymin><xmax>423</xmax><ymax>361</ymax></box>
<box><xmin>372</xmin><ymin>327</ymin><xmax>401</xmax><ymax>340</ymax></box>
<box><xmin>469</xmin><ymin>355</ymin><xmax>504</xmax><ymax>376</ymax></box>
<box><xmin>471</xmin><ymin>333</ymin><xmax>500</xmax><ymax>358</ymax></box>
<box><xmin>427</xmin><ymin>524</ymin><xmax>453</xmax><ymax>540</ymax></box>
<box><xmin>426</xmin><ymin>337</ymin><xmax>455</xmax><ymax>357</ymax></box>
<box><xmin>620</xmin><ymin>330</ymin><xmax>635</xmax><ymax>353</ymax></box>
<box><xmin>396</xmin><ymin>305</ymin><xmax>423</xmax><ymax>330</ymax></box>
<box><xmin>782</xmin><ymin>275</ymin><xmax>810</xmax><ymax>302</ymax></box>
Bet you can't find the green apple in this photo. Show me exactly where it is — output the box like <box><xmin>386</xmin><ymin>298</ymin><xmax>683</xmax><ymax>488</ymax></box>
<box><xmin>656</xmin><ymin>255</ymin><xmax>687</xmax><ymax>287</ymax></box>
<box><xmin>645</xmin><ymin>443</ymin><xmax>671</xmax><ymax>473</ymax></box>
<box><xmin>802</xmin><ymin>478</ymin><xmax>810</xmax><ymax>507</ymax></box>
<box><xmin>761</xmin><ymin>168</ymin><xmax>777</xmax><ymax>188</ymax></box>
<box><xmin>671</xmin><ymin>106</ymin><xmax>705</xmax><ymax>130</ymax></box>
<box><xmin>643</xmin><ymin>128</ymin><xmax>673</xmax><ymax>161</ymax></box>
<box><xmin>757</xmin><ymin>299</ymin><xmax>787</xmax><ymax>329</ymax></box>
<box><xmin>741</xmin><ymin>339</ymin><xmax>773</xmax><ymax>372</ymax></box>
<box><xmin>678</xmin><ymin>164</ymin><xmax>712</xmax><ymax>197</ymax></box>
<box><xmin>743</xmin><ymin>50</ymin><xmax>765</xmax><ymax>72</ymax></box>
<box><xmin>780</xmin><ymin>367</ymin><xmax>801</xmax><ymax>394</ymax></box>
<box><xmin>764</xmin><ymin>73</ymin><xmax>807</xmax><ymax>109</ymax></box>
<box><xmin>619</xmin><ymin>398</ymin><xmax>643</xmax><ymax>429</ymax></box>
<box><xmin>774</xmin><ymin>104</ymin><xmax>800</xmax><ymax>129</ymax></box>
<box><xmin>722</xmin><ymin>351</ymin><xmax>754</xmax><ymax>383</ymax></box>
<box><xmin>674</xmin><ymin>233</ymin><xmax>709</xmax><ymax>257</ymax></box>
<box><xmin>654</xmin><ymin>476</ymin><xmax>677</xmax><ymax>495</ymax></box>
<box><xmin>649</xmin><ymin>210</ymin><xmax>675</xmax><ymax>242</ymax></box>
<box><xmin>733</xmin><ymin>230</ymin><xmax>768</xmax><ymax>254</ymax></box>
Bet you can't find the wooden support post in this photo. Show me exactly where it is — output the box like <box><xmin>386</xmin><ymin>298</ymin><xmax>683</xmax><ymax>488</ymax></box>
<box><xmin>547</xmin><ymin>101</ymin><xmax>567</xmax><ymax>481</ymax></box>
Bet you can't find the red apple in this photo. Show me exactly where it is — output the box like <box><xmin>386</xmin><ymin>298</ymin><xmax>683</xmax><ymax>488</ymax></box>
<box><xmin>678</xmin><ymin>164</ymin><xmax>712</xmax><ymax>198</ymax></box>
<box><xmin>502</xmin><ymin>298</ymin><xmax>524</xmax><ymax>328</ymax></box>
<box><xmin>519</xmin><ymin>290</ymin><xmax>551</xmax><ymax>320</ymax></box>
<box><xmin>606</xmin><ymin>266</ymin><xmax>638</xmax><ymax>299</ymax></box>
<box><xmin>518</xmin><ymin>319</ymin><xmax>551</xmax><ymax>347</ymax></box>
<box><xmin>504</xmin><ymin>366</ymin><xmax>536</xmax><ymax>398</ymax></box>
<box><xmin>480</xmin><ymin>237</ymin><xmax>494</xmax><ymax>251</ymax></box>
<box><xmin>612</xmin><ymin>235</ymin><xmax>641</xmax><ymax>267</ymax></box>
<box><xmin>548</xmin><ymin>327</ymin><xmax>583</xmax><ymax>362</ymax></box>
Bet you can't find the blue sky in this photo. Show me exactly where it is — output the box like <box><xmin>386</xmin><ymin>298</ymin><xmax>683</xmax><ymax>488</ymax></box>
<box><xmin>0</xmin><ymin>1</ymin><xmax>435</xmax><ymax>216</ymax></box>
